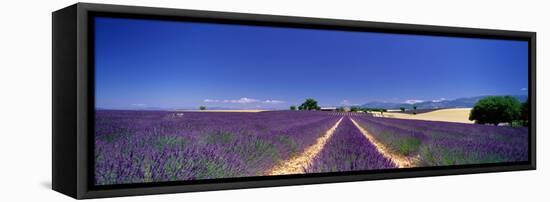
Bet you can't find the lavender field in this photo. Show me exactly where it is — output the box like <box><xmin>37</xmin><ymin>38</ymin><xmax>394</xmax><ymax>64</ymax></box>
<box><xmin>353</xmin><ymin>116</ymin><xmax>528</xmax><ymax>166</ymax></box>
<box><xmin>306</xmin><ymin>117</ymin><xmax>396</xmax><ymax>173</ymax></box>
<box><xmin>95</xmin><ymin>110</ymin><xmax>528</xmax><ymax>185</ymax></box>
<box><xmin>95</xmin><ymin>110</ymin><xmax>341</xmax><ymax>185</ymax></box>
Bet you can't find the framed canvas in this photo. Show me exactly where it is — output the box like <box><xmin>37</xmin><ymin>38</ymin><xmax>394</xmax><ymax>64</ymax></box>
<box><xmin>52</xmin><ymin>3</ymin><xmax>536</xmax><ymax>199</ymax></box>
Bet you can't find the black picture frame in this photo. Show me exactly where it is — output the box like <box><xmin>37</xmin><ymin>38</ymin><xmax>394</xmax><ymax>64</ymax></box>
<box><xmin>52</xmin><ymin>2</ymin><xmax>536</xmax><ymax>199</ymax></box>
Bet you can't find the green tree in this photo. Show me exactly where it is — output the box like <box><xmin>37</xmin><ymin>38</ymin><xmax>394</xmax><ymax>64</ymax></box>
<box><xmin>412</xmin><ymin>105</ymin><xmax>417</xmax><ymax>115</ymax></box>
<box><xmin>469</xmin><ymin>96</ymin><xmax>521</xmax><ymax>126</ymax></box>
<box><xmin>400</xmin><ymin>107</ymin><xmax>405</xmax><ymax>112</ymax></box>
<box><xmin>350</xmin><ymin>106</ymin><xmax>360</xmax><ymax>112</ymax></box>
<box><xmin>520</xmin><ymin>98</ymin><xmax>530</xmax><ymax>126</ymax></box>
<box><xmin>199</xmin><ymin>106</ymin><xmax>207</xmax><ymax>110</ymax></box>
<box><xmin>299</xmin><ymin>98</ymin><xmax>320</xmax><ymax>111</ymax></box>
<box><xmin>290</xmin><ymin>105</ymin><xmax>297</xmax><ymax>111</ymax></box>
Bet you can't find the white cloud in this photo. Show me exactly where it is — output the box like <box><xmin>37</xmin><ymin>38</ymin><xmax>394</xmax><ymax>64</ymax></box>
<box><xmin>204</xmin><ymin>97</ymin><xmax>284</xmax><ymax>104</ymax></box>
<box><xmin>263</xmin><ymin>99</ymin><xmax>284</xmax><ymax>104</ymax></box>
<box><xmin>432</xmin><ymin>98</ymin><xmax>446</xmax><ymax>103</ymax></box>
<box><xmin>203</xmin><ymin>99</ymin><xmax>220</xmax><ymax>103</ymax></box>
<box><xmin>224</xmin><ymin>97</ymin><xmax>259</xmax><ymax>104</ymax></box>
<box><xmin>521</xmin><ymin>87</ymin><xmax>528</xmax><ymax>91</ymax></box>
<box><xmin>131</xmin><ymin>103</ymin><xmax>146</xmax><ymax>107</ymax></box>
<box><xmin>404</xmin><ymin>99</ymin><xmax>423</xmax><ymax>104</ymax></box>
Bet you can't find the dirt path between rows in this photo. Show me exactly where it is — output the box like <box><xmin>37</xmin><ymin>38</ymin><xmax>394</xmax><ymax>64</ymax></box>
<box><xmin>267</xmin><ymin>117</ymin><xmax>344</xmax><ymax>175</ymax></box>
<box><xmin>350</xmin><ymin>118</ymin><xmax>418</xmax><ymax>168</ymax></box>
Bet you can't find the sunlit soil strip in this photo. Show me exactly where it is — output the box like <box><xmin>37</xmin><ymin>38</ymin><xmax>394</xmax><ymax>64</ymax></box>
<box><xmin>350</xmin><ymin>118</ymin><xmax>418</xmax><ymax>168</ymax></box>
<box><xmin>267</xmin><ymin>117</ymin><xmax>344</xmax><ymax>175</ymax></box>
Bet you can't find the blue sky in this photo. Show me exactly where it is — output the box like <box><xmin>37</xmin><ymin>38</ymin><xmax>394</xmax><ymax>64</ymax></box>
<box><xmin>94</xmin><ymin>17</ymin><xmax>528</xmax><ymax>110</ymax></box>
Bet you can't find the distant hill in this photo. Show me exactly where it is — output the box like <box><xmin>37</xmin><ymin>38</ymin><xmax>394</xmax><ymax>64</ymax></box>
<box><xmin>361</xmin><ymin>95</ymin><xmax>527</xmax><ymax>110</ymax></box>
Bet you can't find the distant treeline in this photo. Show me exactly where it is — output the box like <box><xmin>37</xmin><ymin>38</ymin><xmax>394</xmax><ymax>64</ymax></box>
<box><xmin>289</xmin><ymin>99</ymin><xmax>389</xmax><ymax>113</ymax></box>
<box><xmin>344</xmin><ymin>106</ymin><xmax>387</xmax><ymax>113</ymax></box>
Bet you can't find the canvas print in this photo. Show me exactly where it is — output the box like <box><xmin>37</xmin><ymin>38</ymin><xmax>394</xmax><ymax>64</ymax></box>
<box><xmin>94</xmin><ymin>17</ymin><xmax>529</xmax><ymax>185</ymax></box>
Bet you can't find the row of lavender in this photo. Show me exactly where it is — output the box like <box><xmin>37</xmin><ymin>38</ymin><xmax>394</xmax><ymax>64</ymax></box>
<box><xmin>306</xmin><ymin>117</ymin><xmax>396</xmax><ymax>173</ymax></box>
<box><xmin>95</xmin><ymin>110</ymin><xmax>341</xmax><ymax>185</ymax></box>
<box><xmin>353</xmin><ymin>115</ymin><xmax>528</xmax><ymax>166</ymax></box>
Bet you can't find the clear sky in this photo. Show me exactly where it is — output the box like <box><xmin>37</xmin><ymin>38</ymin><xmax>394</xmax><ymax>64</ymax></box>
<box><xmin>94</xmin><ymin>17</ymin><xmax>528</xmax><ymax>110</ymax></box>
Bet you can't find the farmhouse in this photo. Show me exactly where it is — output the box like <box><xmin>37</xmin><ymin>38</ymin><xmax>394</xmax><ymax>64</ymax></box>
<box><xmin>342</xmin><ymin>106</ymin><xmax>351</xmax><ymax>112</ymax></box>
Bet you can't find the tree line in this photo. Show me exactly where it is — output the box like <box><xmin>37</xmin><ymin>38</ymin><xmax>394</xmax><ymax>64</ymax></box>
<box><xmin>290</xmin><ymin>99</ymin><xmax>388</xmax><ymax>113</ymax></box>
<box><xmin>289</xmin><ymin>96</ymin><xmax>530</xmax><ymax>127</ymax></box>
